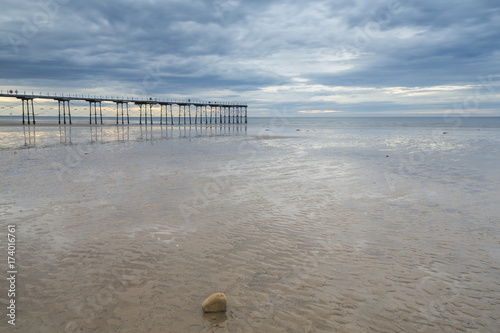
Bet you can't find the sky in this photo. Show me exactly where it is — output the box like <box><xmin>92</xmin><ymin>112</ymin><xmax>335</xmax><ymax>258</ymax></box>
<box><xmin>0</xmin><ymin>0</ymin><xmax>499</xmax><ymax>117</ymax></box>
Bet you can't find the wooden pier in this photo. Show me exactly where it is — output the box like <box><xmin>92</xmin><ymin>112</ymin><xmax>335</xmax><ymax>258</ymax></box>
<box><xmin>0</xmin><ymin>91</ymin><xmax>248</xmax><ymax>125</ymax></box>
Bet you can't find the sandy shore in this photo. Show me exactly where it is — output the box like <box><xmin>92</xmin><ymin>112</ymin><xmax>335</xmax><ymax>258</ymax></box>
<box><xmin>1</xmin><ymin>121</ymin><xmax>499</xmax><ymax>332</ymax></box>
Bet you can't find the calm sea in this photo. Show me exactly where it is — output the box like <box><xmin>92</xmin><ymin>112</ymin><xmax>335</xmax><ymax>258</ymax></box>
<box><xmin>1</xmin><ymin>116</ymin><xmax>499</xmax><ymax>150</ymax></box>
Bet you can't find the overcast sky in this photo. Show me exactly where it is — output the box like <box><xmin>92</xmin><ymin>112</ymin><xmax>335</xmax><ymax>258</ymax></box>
<box><xmin>1</xmin><ymin>0</ymin><xmax>499</xmax><ymax>116</ymax></box>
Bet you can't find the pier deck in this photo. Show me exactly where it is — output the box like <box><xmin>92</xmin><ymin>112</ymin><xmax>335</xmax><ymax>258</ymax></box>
<box><xmin>0</xmin><ymin>92</ymin><xmax>248</xmax><ymax>125</ymax></box>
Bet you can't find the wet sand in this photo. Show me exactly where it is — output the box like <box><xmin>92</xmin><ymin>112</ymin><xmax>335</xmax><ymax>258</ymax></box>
<box><xmin>1</xmin><ymin>120</ymin><xmax>499</xmax><ymax>332</ymax></box>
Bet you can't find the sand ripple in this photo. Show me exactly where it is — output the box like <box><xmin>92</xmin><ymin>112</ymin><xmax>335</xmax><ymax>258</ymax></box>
<box><xmin>1</xmin><ymin>127</ymin><xmax>499</xmax><ymax>332</ymax></box>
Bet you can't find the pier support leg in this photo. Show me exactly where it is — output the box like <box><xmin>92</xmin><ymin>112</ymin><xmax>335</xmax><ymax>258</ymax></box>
<box><xmin>100</xmin><ymin>102</ymin><xmax>103</xmax><ymax>125</ymax></box>
<box><xmin>27</xmin><ymin>101</ymin><xmax>31</xmax><ymax>125</ymax></box>
<box><xmin>67</xmin><ymin>101</ymin><xmax>71</xmax><ymax>125</ymax></box>
<box><xmin>63</xmin><ymin>101</ymin><xmax>66</xmax><ymax>125</ymax></box>
<box><xmin>150</xmin><ymin>104</ymin><xmax>153</xmax><ymax>125</ymax></box>
<box><xmin>139</xmin><ymin>105</ymin><xmax>142</xmax><ymax>125</ymax></box>
<box><xmin>22</xmin><ymin>100</ymin><xmax>25</xmax><ymax>125</ymax></box>
<box><xmin>126</xmin><ymin>103</ymin><xmax>129</xmax><ymax>124</ymax></box>
<box><xmin>94</xmin><ymin>102</ymin><xmax>98</xmax><ymax>124</ymax></box>
<box><xmin>88</xmin><ymin>102</ymin><xmax>92</xmax><ymax>124</ymax></box>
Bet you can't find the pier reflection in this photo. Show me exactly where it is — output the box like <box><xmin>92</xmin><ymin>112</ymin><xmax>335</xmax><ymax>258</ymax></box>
<box><xmin>59</xmin><ymin>125</ymin><xmax>72</xmax><ymax>145</ymax></box>
<box><xmin>137</xmin><ymin>123</ymin><xmax>247</xmax><ymax>142</ymax></box>
<box><xmin>27</xmin><ymin>123</ymin><xmax>248</xmax><ymax>149</ymax></box>
<box><xmin>23</xmin><ymin>125</ymin><xmax>36</xmax><ymax>147</ymax></box>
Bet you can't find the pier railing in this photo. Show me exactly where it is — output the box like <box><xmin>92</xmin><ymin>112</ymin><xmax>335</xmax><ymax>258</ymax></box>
<box><xmin>0</xmin><ymin>91</ymin><xmax>248</xmax><ymax>125</ymax></box>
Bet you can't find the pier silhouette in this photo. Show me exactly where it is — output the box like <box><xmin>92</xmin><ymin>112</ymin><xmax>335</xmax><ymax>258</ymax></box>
<box><xmin>0</xmin><ymin>91</ymin><xmax>248</xmax><ymax>125</ymax></box>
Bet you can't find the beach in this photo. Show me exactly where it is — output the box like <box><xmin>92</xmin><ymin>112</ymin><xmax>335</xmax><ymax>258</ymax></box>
<box><xmin>1</xmin><ymin>117</ymin><xmax>499</xmax><ymax>332</ymax></box>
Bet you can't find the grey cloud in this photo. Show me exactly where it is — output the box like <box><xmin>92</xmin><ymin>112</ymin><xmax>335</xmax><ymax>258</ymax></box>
<box><xmin>0</xmin><ymin>0</ymin><xmax>499</xmax><ymax>115</ymax></box>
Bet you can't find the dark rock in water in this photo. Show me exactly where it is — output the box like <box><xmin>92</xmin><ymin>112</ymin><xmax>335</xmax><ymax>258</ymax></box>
<box><xmin>202</xmin><ymin>293</ymin><xmax>227</xmax><ymax>313</ymax></box>
<box><xmin>443</xmin><ymin>132</ymin><xmax>448</xmax><ymax>134</ymax></box>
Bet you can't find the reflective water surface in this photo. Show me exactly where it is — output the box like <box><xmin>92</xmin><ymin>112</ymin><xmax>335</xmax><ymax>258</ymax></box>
<box><xmin>0</xmin><ymin>117</ymin><xmax>499</xmax><ymax>332</ymax></box>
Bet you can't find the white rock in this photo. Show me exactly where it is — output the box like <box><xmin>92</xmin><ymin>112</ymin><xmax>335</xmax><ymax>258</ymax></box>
<box><xmin>202</xmin><ymin>293</ymin><xmax>227</xmax><ymax>313</ymax></box>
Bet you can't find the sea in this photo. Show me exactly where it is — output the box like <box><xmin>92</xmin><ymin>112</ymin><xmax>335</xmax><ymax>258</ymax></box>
<box><xmin>0</xmin><ymin>116</ymin><xmax>499</xmax><ymax>332</ymax></box>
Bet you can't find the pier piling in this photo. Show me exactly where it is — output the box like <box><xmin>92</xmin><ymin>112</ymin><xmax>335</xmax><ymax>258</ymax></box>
<box><xmin>17</xmin><ymin>97</ymin><xmax>36</xmax><ymax>125</ymax></box>
<box><xmin>3</xmin><ymin>92</ymin><xmax>248</xmax><ymax>125</ymax></box>
<box><xmin>126</xmin><ymin>103</ymin><xmax>129</xmax><ymax>124</ymax></box>
<box><xmin>55</xmin><ymin>99</ymin><xmax>71</xmax><ymax>125</ymax></box>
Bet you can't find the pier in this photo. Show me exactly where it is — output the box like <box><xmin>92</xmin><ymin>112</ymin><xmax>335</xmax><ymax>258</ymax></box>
<box><xmin>0</xmin><ymin>91</ymin><xmax>248</xmax><ymax>125</ymax></box>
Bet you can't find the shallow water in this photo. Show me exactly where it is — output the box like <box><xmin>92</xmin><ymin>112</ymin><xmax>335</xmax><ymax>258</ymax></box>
<box><xmin>1</xmin><ymin>117</ymin><xmax>499</xmax><ymax>332</ymax></box>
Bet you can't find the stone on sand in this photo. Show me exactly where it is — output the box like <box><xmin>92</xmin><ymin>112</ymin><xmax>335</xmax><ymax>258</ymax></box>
<box><xmin>202</xmin><ymin>293</ymin><xmax>227</xmax><ymax>313</ymax></box>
